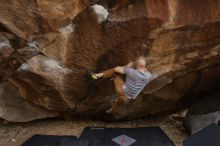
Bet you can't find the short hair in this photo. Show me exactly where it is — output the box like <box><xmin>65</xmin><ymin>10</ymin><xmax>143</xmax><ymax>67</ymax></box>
<box><xmin>136</xmin><ymin>56</ymin><xmax>146</xmax><ymax>67</ymax></box>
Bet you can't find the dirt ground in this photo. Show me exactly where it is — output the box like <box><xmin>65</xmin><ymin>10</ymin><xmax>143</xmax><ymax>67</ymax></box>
<box><xmin>0</xmin><ymin>116</ymin><xmax>188</xmax><ymax>146</ymax></box>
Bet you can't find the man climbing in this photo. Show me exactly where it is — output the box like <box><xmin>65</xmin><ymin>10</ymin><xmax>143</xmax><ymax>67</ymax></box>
<box><xmin>90</xmin><ymin>56</ymin><xmax>152</xmax><ymax>113</ymax></box>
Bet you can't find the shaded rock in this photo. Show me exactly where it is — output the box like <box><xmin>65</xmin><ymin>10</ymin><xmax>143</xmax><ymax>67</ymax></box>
<box><xmin>0</xmin><ymin>32</ymin><xmax>41</xmax><ymax>79</ymax></box>
<box><xmin>176</xmin><ymin>0</ymin><xmax>220</xmax><ymax>25</ymax></box>
<box><xmin>0</xmin><ymin>81</ymin><xmax>58</xmax><ymax>122</ymax></box>
<box><xmin>184</xmin><ymin>93</ymin><xmax>220</xmax><ymax>134</ymax></box>
<box><xmin>0</xmin><ymin>0</ymin><xmax>220</xmax><ymax>122</ymax></box>
<box><xmin>0</xmin><ymin>0</ymin><xmax>96</xmax><ymax>40</ymax></box>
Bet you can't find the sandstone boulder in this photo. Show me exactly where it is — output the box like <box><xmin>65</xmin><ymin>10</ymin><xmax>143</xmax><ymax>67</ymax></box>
<box><xmin>0</xmin><ymin>0</ymin><xmax>220</xmax><ymax>122</ymax></box>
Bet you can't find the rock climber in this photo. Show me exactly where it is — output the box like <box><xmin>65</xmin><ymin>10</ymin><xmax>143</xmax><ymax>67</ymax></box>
<box><xmin>90</xmin><ymin>56</ymin><xmax>152</xmax><ymax>113</ymax></box>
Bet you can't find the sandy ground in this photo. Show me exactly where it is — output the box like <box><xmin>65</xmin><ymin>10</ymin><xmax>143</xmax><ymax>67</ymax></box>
<box><xmin>0</xmin><ymin>116</ymin><xmax>188</xmax><ymax>146</ymax></box>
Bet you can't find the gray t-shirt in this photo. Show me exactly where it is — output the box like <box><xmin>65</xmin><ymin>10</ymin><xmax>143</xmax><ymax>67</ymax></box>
<box><xmin>123</xmin><ymin>67</ymin><xmax>151</xmax><ymax>99</ymax></box>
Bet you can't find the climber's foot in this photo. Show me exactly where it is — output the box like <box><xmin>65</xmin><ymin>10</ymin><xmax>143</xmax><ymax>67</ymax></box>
<box><xmin>106</xmin><ymin>107</ymin><xmax>113</xmax><ymax>114</ymax></box>
<box><xmin>88</xmin><ymin>71</ymin><xmax>98</xmax><ymax>80</ymax></box>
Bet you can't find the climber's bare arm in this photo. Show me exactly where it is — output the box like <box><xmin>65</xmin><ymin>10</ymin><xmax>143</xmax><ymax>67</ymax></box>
<box><xmin>115</xmin><ymin>62</ymin><xmax>133</xmax><ymax>74</ymax></box>
<box><xmin>94</xmin><ymin>62</ymin><xmax>133</xmax><ymax>78</ymax></box>
<box><xmin>93</xmin><ymin>66</ymin><xmax>124</xmax><ymax>78</ymax></box>
<box><xmin>126</xmin><ymin>62</ymin><xmax>133</xmax><ymax>67</ymax></box>
<box><xmin>114</xmin><ymin>66</ymin><xmax>124</xmax><ymax>74</ymax></box>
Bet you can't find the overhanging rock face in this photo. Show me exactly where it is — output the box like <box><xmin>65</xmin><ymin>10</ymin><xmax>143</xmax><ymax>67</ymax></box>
<box><xmin>0</xmin><ymin>0</ymin><xmax>220</xmax><ymax>122</ymax></box>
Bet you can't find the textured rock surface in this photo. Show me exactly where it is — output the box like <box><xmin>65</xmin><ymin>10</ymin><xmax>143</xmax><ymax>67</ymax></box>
<box><xmin>0</xmin><ymin>0</ymin><xmax>220</xmax><ymax>122</ymax></box>
<box><xmin>0</xmin><ymin>81</ymin><xmax>58</xmax><ymax>122</ymax></box>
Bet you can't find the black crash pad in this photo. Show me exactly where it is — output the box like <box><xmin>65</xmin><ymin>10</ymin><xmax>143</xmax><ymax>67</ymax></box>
<box><xmin>183</xmin><ymin>123</ymin><xmax>220</xmax><ymax>146</ymax></box>
<box><xmin>80</xmin><ymin>127</ymin><xmax>175</xmax><ymax>146</ymax></box>
<box><xmin>21</xmin><ymin>134</ymin><xmax>87</xmax><ymax>146</ymax></box>
<box><xmin>80</xmin><ymin>127</ymin><xmax>106</xmax><ymax>146</ymax></box>
<box><xmin>59</xmin><ymin>137</ymin><xmax>89</xmax><ymax>146</ymax></box>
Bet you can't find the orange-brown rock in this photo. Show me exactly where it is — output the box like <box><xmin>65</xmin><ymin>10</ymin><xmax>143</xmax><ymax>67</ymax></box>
<box><xmin>0</xmin><ymin>0</ymin><xmax>220</xmax><ymax>122</ymax></box>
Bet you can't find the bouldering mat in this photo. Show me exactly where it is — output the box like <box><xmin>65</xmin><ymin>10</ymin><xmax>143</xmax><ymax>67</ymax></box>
<box><xmin>80</xmin><ymin>127</ymin><xmax>175</xmax><ymax>146</ymax></box>
<box><xmin>183</xmin><ymin>123</ymin><xmax>220</xmax><ymax>146</ymax></box>
<box><xmin>59</xmin><ymin>137</ymin><xmax>89</xmax><ymax>146</ymax></box>
<box><xmin>21</xmin><ymin>134</ymin><xmax>78</xmax><ymax>146</ymax></box>
<box><xmin>80</xmin><ymin>127</ymin><xmax>106</xmax><ymax>146</ymax></box>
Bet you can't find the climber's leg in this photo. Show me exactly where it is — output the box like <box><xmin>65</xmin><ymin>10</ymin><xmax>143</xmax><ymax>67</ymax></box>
<box><xmin>110</xmin><ymin>94</ymin><xmax>129</xmax><ymax>110</ymax></box>
<box><xmin>106</xmin><ymin>75</ymin><xmax>129</xmax><ymax>113</ymax></box>
<box><xmin>113</xmin><ymin>75</ymin><xmax>125</xmax><ymax>95</ymax></box>
<box><xmin>106</xmin><ymin>94</ymin><xmax>129</xmax><ymax>113</ymax></box>
<box><xmin>102</xmin><ymin>68</ymin><xmax>116</xmax><ymax>78</ymax></box>
<box><xmin>91</xmin><ymin>68</ymin><xmax>116</xmax><ymax>80</ymax></box>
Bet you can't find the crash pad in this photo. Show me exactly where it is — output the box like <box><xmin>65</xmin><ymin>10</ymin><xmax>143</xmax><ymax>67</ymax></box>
<box><xmin>183</xmin><ymin>123</ymin><xmax>220</xmax><ymax>146</ymax></box>
<box><xmin>59</xmin><ymin>137</ymin><xmax>89</xmax><ymax>146</ymax></box>
<box><xmin>21</xmin><ymin>134</ymin><xmax>86</xmax><ymax>146</ymax></box>
<box><xmin>80</xmin><ymin>127</ymin><xmax>175</xmax><ymax>146</ymax></box>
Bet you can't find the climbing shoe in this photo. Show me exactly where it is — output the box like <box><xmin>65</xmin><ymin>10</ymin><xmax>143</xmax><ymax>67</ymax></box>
<box><xmin>106</xmin><ymin>107</ymin><xmax>113</xmax><ymax>114</ymax></box>
<box><xmin>88</xmin><ymin>71</ymin><xmax>98</xmax><ymax>80</ymax></box>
